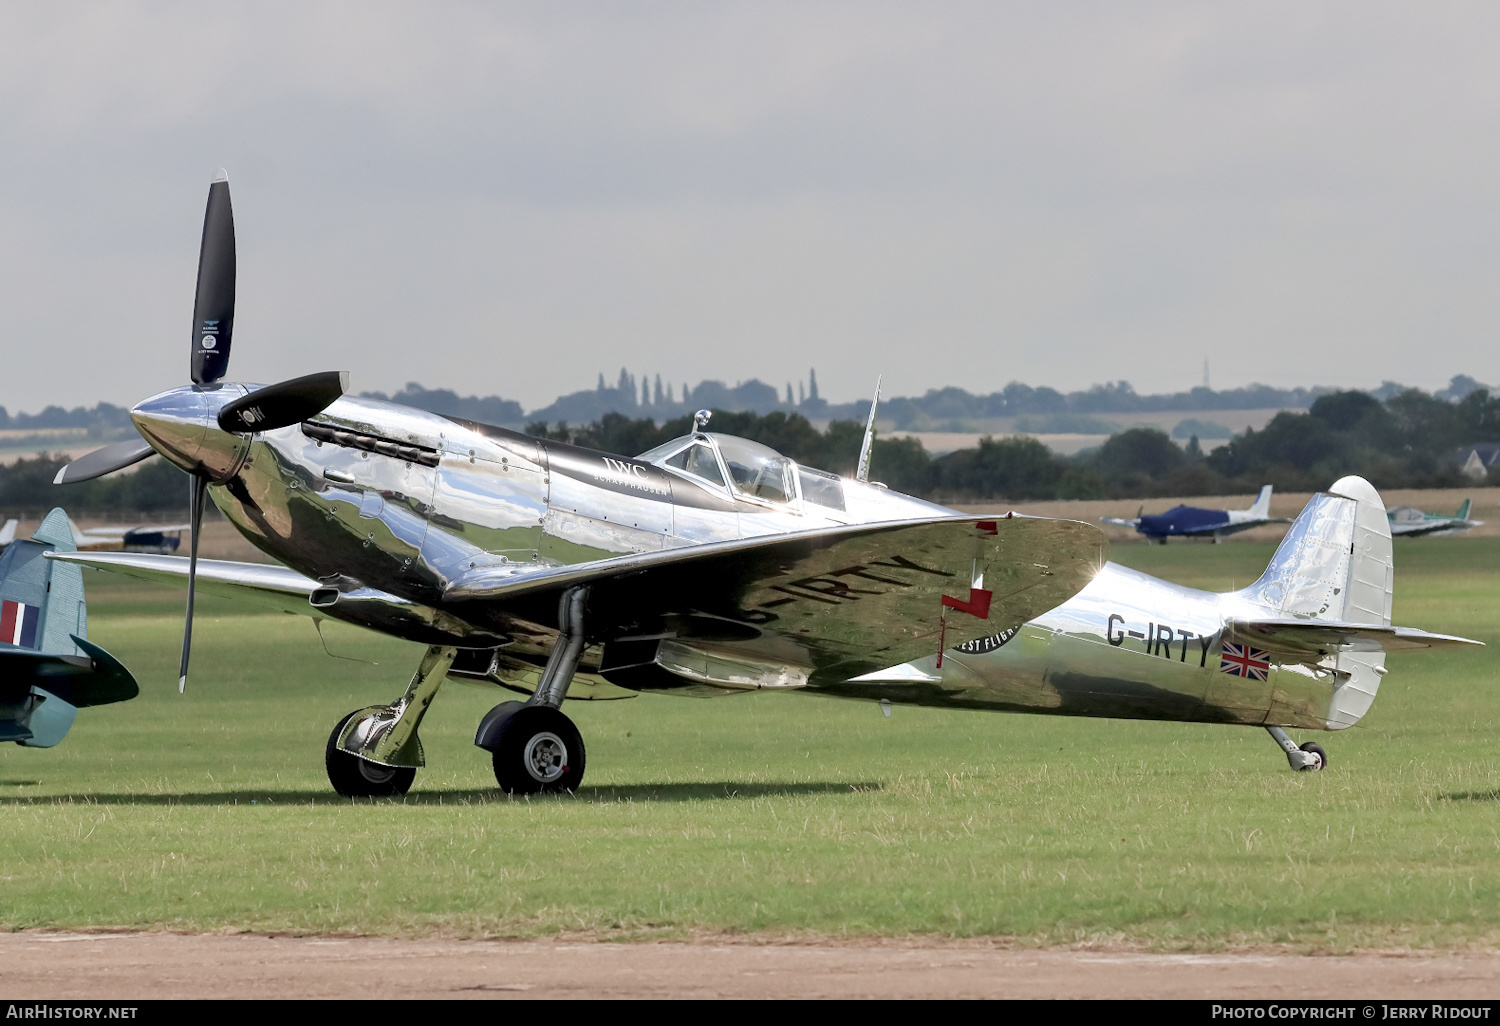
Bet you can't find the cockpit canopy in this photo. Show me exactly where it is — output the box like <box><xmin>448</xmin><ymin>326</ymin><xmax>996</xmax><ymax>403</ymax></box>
<box><xmin>637</xmin><ymin>433</ymin><xmax>846</xmax><ymax>510</ymax></box>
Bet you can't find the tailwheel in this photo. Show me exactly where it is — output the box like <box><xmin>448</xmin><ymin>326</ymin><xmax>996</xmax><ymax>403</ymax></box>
<box><xmin>482</xmin><ymin>704</ymin><xmax>586</xmax><ymax>795</ymax></box>
<box><xmin>1296</xmin><ymin>741</ymin><xmax>1328</xmax><ymax>772</ymax></box>
<box><xmin>326</xmin><ymin>712</ymin><xmax>416</xmax><ymax>797</ymax></box>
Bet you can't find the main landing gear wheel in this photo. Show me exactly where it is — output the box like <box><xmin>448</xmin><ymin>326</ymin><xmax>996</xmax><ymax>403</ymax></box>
<box><xmin>325</xmin><ymin>712</ymin><xmax>416</xmax><ymax>797</ymax></box>
<box><xmin>1295</xmin><ymin>741</ymin><xmax>1328</xmax><ymax>772</ymax></box>
<box><xmin>488</xmin><ymin>705</ymin><xmax>586</xmax><ymax>795</ymax></box>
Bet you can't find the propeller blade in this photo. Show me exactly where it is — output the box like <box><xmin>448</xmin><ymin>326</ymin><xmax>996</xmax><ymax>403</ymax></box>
<box><xmin>178</xmin><ymin>474</ymin><xmax>208</xmax><ymax>694</ymax></box>
<box><xmin>217</xmin><ymin>371</ymin><xmax>350</xmax><ymax>433</ymax></box>
<box><xmin>191</xmin><ymin>169</ymin><xmax>236</xmax><ymax>385</ymax></box>
<box><xmin>53</xmin><ymin>438</ymin><xmax>156</xmax><ymax>485</ymax></box>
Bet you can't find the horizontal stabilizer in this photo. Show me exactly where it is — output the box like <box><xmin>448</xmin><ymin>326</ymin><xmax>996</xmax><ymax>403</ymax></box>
<box><xmin>0</xmin><ymin>636</ymin><xmax>138</xmax><ymax>707</ymax></box>
<box><xmin>1228</xmin><ymin>617</ymin><xmax>1483</xmax><ymax>659</ymax></box>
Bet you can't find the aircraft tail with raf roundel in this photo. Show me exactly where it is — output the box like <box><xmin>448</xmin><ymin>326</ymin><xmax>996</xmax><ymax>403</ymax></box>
<box><xmin>0</xmin><ymin>508</ymin><xmax>138</xmax><ymax>747</ymax></box>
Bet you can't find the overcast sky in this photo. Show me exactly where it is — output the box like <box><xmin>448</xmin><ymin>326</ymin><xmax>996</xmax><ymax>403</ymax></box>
<box><xmin>3</xmin><ymin>1</ymin><xmax>1499</xmax><ymax>414</ymax></box>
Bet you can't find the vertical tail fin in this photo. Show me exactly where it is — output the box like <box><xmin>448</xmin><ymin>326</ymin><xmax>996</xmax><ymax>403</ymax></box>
<box><xmin>1238</xmin><ymin>476</ymin><xmax>1392</xmax><ymax>729</ymax></box>
<box><xmin>0</xmin><ymin>508</ymin><xmax>88</xmax><ymax>746</ymax></box>
<box><xmin>1456</xmin><ymin>498</ymin><xmax>1472</xmax><ymax>520</ymax></box>
<box><xmin>1248</xmin><ymin>484</ymin><xmax>1273</xmax><ymax>519</ymax></box>
<box><xmin>0</xmin><ymin>520</ymin><xmax>16</xmax><ymax>547</ymax></box>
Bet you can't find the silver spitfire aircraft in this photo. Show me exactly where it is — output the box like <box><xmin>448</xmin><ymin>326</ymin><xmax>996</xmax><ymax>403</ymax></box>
<box><xmin>52</xmin><ymin>173</ymin><xmax>1480</xmax><ymax>796</ymax></box>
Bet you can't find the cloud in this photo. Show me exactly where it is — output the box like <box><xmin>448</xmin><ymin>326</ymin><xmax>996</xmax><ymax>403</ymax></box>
<box><xmin>1</xmin><ymin>1</ymin><xmax>1499</xmax><ymax>413</ymax></box>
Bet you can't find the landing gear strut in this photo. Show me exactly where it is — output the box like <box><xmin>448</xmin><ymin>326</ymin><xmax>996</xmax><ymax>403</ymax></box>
<box><xmin>475</xmin><ymin>586</ymin><xmax>590</xmax><ymax>794</ymax></box>
<box><xmin>326</xmin><ymin>644</ymin><xmax>456</xmax><ymax>797</ymax></box>
<box><xmin>1267</xmin><ymin>726</ymin><xmax>1327</xmax><ymax>772</ymax></box>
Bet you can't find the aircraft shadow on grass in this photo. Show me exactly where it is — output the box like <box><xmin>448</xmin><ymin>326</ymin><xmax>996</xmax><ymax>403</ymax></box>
<box><xmin>0</xmin><ymin>781</ymin><xmax>882</xmax><ymax>807</ymax></box>
<box><xmin>1441</xmin><ymin>790</ymin><xmax>1500</xmax><ymax>803</ymax></box>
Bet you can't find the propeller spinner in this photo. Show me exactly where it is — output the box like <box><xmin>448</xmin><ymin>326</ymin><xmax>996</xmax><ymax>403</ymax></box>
<box><xmin>56</xmin><ymin>169</ymin><xmax>351</xmax><ymax>693</ymax></box>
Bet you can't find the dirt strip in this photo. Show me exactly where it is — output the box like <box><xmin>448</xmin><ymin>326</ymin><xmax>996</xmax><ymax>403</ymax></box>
<box><xmin>0</xmin><ymin>933</ymin><xmax>1497</xmax><ymax>999</ymax></box>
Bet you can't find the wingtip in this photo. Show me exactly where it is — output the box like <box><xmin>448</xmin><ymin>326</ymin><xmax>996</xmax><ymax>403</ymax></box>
<box><xmin>211</xmin><ymin>167</ymin><xmax>229</xmax><ymax>184</ymax></box>
<box><xmin>178</xmin><ymin>676</ymin><xmax>187</xmax><ymax>694</ymax></box>
<box><xmin>338</xmin><ymin>370</ymin><xmax>350</xmax><ymax>392</ymax></box>
<box><xmin>53</xmin><ymin>465</ymin><xmax>68</xmax><ymax>485</ymax></box>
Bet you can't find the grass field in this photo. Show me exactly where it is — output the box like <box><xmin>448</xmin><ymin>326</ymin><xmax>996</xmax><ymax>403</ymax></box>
<box><xmin>1</xmin><ymin>537</ymin><xmax>1496</xmax><ymax>949</ymax></box>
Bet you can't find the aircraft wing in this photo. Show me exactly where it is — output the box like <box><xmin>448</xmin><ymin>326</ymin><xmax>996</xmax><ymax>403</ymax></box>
<box><xmin>1207</xmin><ymin>516</ymin><xmax>1293</xmax><ymax>538</ymax></box>
<box><xmin>52</xmin><ymin>516</ymin><xmax>1109</xmax><ymax>685</ymax></box>
<box><xmin>447</xmin><ymin>515</ymin><xmax>1107</xmax><ymax>685</ymax></box>
<box><xmin>78</xmin><ymin>523</ymin><xmax>193</xmax><ymax>539</ymax></box>
<box><xmin>1389</xmin><ymin>518</ymin><xmax>1482</xmax><ymax>538</ymax></box>
<box><xmin>1228</xmin><ymin>617</ymin><xmax>1483</xmax><ymax>659</ymax></box>
<box><xmin>47</xmin><ymin>551</ymin><xmax>321</xmax><ymax>617</ymax></box>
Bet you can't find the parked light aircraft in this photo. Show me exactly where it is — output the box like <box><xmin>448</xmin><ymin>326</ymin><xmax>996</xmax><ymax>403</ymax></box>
<box><xmin>1102</xmin><ymin>485</ymin><xmax>1290</xmax><ymax>543</ymax></box>
<box><xmin>70</xmin><ymin>520</ymin><xmax>190</xmax><ymax>554</ymax></box>
<box><xmin>0</xmin><ymin>509</ymin><xmax>138</xmax><ymax>747</ymax></box>
<box><xmin>1387</xmin><ymin>499</ymin><xmax>1484</xmax><ymax>538</ymax></box>
<box><xmin>2</xmin><ymin>516</ymin><xmax>188</xmax><ymax>555</ymax></box>
<box><xmin>50</xmin><ymin>173</ymin><xmax>1480</xmax><ymax>795</ymax></box>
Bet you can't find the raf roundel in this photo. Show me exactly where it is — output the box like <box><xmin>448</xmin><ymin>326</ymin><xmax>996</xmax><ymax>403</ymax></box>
<box><xmin>201</xmin><ymin>336</ymin><xmax>217</xmax><ymax>350</ymax></box>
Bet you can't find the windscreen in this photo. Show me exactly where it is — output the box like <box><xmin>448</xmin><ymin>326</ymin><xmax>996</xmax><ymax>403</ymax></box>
<box><xmin>713</xmin><ymin>434</ymin><xmax>793</xmax><ymax>503</ymax></box>
<box><xmin>662</xmin><ymin>442</ymin><xmax>725</xmax><ymax>487</ymax></box>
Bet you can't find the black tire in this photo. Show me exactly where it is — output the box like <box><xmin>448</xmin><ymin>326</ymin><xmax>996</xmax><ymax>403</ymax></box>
<box><xmin>490</xmin><ymin>705</ymin><xmax>586</xmax><ymax>795</ymax></box>
<box><xmin>325</xmin><ymin>712</ymin><xmax>416</xmax><ymax>797</ymax></box>
<box><xmin>1296</xmin><ymin>741</ymin><xmax>1328</xmax><ymax>772</ymax></box>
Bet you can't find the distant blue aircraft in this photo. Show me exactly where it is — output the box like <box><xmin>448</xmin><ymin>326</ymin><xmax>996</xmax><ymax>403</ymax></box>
<box><xmin>0</xmin><ymin>508</ymin><xmax>138</xmax><ymax>747</ymax></box>
<box><xmin>1103</xmin><ymin>485</ymin><xmax>1291</xmax><ymax>544</ymax></box>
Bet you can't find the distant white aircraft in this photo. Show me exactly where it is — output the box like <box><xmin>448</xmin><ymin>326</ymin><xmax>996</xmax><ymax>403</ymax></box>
<box><xmin>1387</xmin><ymin>499</ymin><xmax>1484</xmax><ymax>538</ymax></box>
<box><xmin>69</xmin><ymin>520</ymin><xmax>191</xmax><ymax>555</ymax></box>
<box><xmin>1</xmin><ymin>517</ymin><xmax>186</xmax><ymax>554</ymax></box>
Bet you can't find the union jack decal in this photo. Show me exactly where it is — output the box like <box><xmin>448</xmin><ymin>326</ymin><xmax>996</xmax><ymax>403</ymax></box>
<box><xmin>1219</xmin><ymin>641</ymin><xmax>1271</xmax><ymax>681</ymax></box>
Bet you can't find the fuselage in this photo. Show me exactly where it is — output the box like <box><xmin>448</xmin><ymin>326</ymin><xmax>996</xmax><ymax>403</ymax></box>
<box><xmin>130</xmin><ymin>386</ymin><xmax>1345</xmax><ymax>730</ymax></box>
<box><xmin>847</xmin><ymin>562</ymin><xmax>1340</xmax><ymax>730</ymax></box>
<box><xmin>1136</xmin><ymin>504</ymin><xmax>1269</xmax><ymax>540</ymax></box>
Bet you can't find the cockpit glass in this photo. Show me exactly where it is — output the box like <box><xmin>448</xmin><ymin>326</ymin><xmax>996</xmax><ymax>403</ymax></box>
<box><xmin>662</xmin><ymin>442</ymin><xmax>725</xmax><ymax>487</ymax></box>
<box><xmin>712</xmin><ymin>434</ymin><xmax>793</xmax><ymax>504</ymax></box>
<box><xmin>798</xmin><ymin>466</ymin><xmax>846</xmax><ymax>511</ymax></box>
<box><xmin>635</xmin><ymin>437</ymin><xmax>691</xmax><ymax>463</ymax></box>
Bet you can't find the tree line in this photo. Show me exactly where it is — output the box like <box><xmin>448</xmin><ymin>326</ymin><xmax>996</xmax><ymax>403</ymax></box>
<box><xmin>528</xmin><ymin>385</ymin><xmax>1500</xmax><ymax>500</ymax></box>
<box><xmin>1</xmin><ymin>384</ymin><xmax>1492</xmax><ymax>516</ymax></box>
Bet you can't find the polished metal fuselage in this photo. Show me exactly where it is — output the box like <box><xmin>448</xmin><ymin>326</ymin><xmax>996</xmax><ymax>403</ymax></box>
<box><xmin>131</xmin><ymin>386</ymin><xmax>1343</xmax><ymax>730</ymax></box>
<box><xmin>840</xmin><ymin>563</ymin><xmax>1339</xmax><ymax>730</ymax></box>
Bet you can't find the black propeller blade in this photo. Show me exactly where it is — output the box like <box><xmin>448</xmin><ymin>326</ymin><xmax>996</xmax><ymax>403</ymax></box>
<box><xmin>191</xmin><ymin>169</ymin><xmax>235</xmax><ymax>386</ymax></box>
<box><xmin>217</xmin><ymin>371</ymin><xmax>350</xmax><ymax>433</ymax></box>
<box><xmin>178</xmin><ymin>474</ymin><xmax>208</xmax><ymax>693</ymax></box>
<box><xmin>52</xmin><ymin>438</ymin><xmax>156</xmax><ymax>485</ymax></box>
